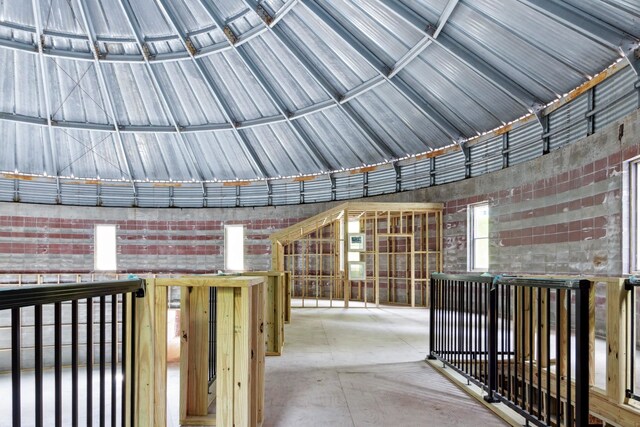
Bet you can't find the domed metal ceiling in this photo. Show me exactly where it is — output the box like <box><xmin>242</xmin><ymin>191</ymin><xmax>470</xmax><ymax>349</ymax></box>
<box><xmin>0</xmin><ymin>0</ymin><xmax>638</xmax><ymax>193</ymax></box>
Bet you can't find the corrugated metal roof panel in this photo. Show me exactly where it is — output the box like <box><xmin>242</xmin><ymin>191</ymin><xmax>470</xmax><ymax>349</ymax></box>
<box><xmin>0</xmin><ymin>178</ymin><xmax>15</xmax><ymax>202</ymax></box>
<box><xmin>348</xmin><ymin>83</ymin><xmax>451</xmax><ymax>154</ymax></box>
<box><xmin>238</xmin><ymin>183</ymin><xmax>269</xmax><ymax>207</ymax></box>
<box><xmin>548</xmin><ymin>92</ymin><xmax>589</xmax><ymax>151</ymax></box>
<box><xmin>106</xmin><ymin>62</ymin><xmax>172</xmax><ymax>127</ymax></box>
<box><xmin>198</xmin><ymin>52</ymin><xmax>280</xmax><ymax>122</ymax></box>
<box><xmin>136</xmin><ymin>184</ymin><xmax>171</xmax><ymax>208</ymax></box>
<box><xmin>152</xmin><ymin>61</ymin><xmax>228</xmax><ymax>126</ymax></box>
<box><xmin>399</xmin><ymin>159</ymin><xmax>431</xmax><ymax>191</ymax></box>
<box><xmin>367</xmin><ymin>167</ymin><xmax>397</xmax><ymax>196</ymax></box>
<box><xmin>100</xmin><ymin>183</ymin><xmax>135</xmax><ymax>207</ymax></box>
<box><xmin>0</xmin><ymin>49</ymin><xmax>44</xmax><ymax>119</ymax></box>
<box><xmin>434</xmin><ymin>151</ymin><xmax>465</xmax><ymax>184</ymax></box>
<box><xmin>241</xmin><ymin>31</ymin><xmax>332</xmax><ymax>112</ymax></box>
<box><xmin>172</xmin><ymin>184</ymin><xmax>205</xmax><ymax>208</ymax></box>
<box><xmin>470</xmin><ymin>135</ymin><xmax>503</xmax><ymax>177</ymax></box>
<box><xmin>186</xmin><ymin>132</ymin><xmax>256</xmax><ymax>180</ymax></box>
<box><xmin>60</xmin><ymin>181</ymin><xmax>98</xmax><ymax>206</ymax></box>
<box><xmin>54</xmin><ymin>129</ymin><xmax>124</xmax><ymax>180</ymax></box>
<box><xmin>301</xmin><ymin>176</ymin><xmax>332</xmax><ymax>203</ymax></box>
<box><xmin>16</xmin><ymin>179</ymin><xmax>58</xmax><ymax>205</ymax></box>
<box><xmin>278</xmin><ymin>6</ymin><xmax>378</xmax><ymax>93</ymax></box>
<box><xmin>314</xmin><ymin>0</ymin><xmax>422</xmax><ymax>65</ymax></box>
<box><xmin>509</xmin><ymin>121</ymin><xmax>543</xmax><ymax>166</ymax></box>
<box><xmin>270</xmin><ymin>180</ymin><xmax>300</xmax><ymax>205</ymax></box>
<box><xmin>594</xmin><ymin>66</ymin><xmax>639</xmax><ymax>131</ymax></box>
<box><xmin>205</xmin><ymin>183</ymin><xmax>237</xmax><ymax>207</ymax></box>
<box><xmin>335</xmin><ymin>174</ymin><xmax>363</xmax><ymax>200</ymax></box>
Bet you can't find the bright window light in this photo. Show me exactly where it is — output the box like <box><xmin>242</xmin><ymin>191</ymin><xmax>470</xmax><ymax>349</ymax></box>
<box><xmin>348</xmin><ymin>220</ymin><xmax>361</xmax><ymax>233</ymax></box>
<box><xmin>225</xmin><ymin>225</ymin><xmax>244</xmax><ymax>271</ymax></box>
<box><xmin>468</xmin><ymin>203</ymin><xmax>489</xmax><ymax>271</ymax></box>
<box><xmin>95</xmin><ymin>224</ymin><xmax>117</xmax><ymax>271</ymax></box>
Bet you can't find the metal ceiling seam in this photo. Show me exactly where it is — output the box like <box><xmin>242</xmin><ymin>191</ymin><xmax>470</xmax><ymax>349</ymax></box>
<box><xmin>147</xmin><ymin>0</ymin><xmax>270</xmax><ymax>178</ymax></box>
<box><xmin>516</xmin><ymin>0</ymin><xmax>639</xmax><ymax>54</ymax></box>
<box><xmin>387</xmin><ymin>0</ymin><xmax>459</xmax><ymax>78</ymax></box>
<box><xmin>240</xmin><ymin>0</ymin><xmax>398</xmax><ymax>160</ymax></box>
<box><xmin>31</xmin><ymin>0</ymin><xmax>61</xmax><ymax>200</ymax></box>
<box><xmin>378</xmin><ymin>1</ymin><xmax>544</xmax><ymax>111</ymax></box>
<box><xmin>75</xmin><ymin>0</ymin><xmax>138</xmax><ymax>196</ymax></box>
<box><xmin>301</xmin><ymin>0</ymin><xmax>465</xmax><ymax>143</ymax></box>
<box><xmin>461</xmin><ymin>1</ymin><xmax>591</xmax><ymax>80</ymax></box>
<box><xmin>197</xmin><ymin>0</ymin><xmax>332</xmax><ymax>172</ymax></box>
<box><xmin>120</xmin><ymin>0</ymin><xmax>258</xmax><ymax>181</ymax></box>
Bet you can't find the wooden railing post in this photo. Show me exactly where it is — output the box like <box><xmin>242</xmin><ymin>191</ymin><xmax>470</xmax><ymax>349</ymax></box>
<box><xmin>133</xmin><ymin>279</ymin><xmax>167</xmax><ymax>427</ymax></box>
<box><xmin>606</xmin><ymin>279</ymin><xmax>630</xmax><ymax>404</ymax></box>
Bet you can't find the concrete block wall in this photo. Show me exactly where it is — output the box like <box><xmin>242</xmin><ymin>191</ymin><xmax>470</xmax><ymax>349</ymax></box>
<box><xmin>432</xmin><ymin>108</ymin><xmax>639</xmax><ymax>276</ymax></box>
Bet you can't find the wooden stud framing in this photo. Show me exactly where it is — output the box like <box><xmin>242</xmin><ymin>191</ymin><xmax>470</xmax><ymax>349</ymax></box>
<box><xmin>270</xmin><ymin>202</ymin><xmax>443</xmax><ymax>308</ymax></box>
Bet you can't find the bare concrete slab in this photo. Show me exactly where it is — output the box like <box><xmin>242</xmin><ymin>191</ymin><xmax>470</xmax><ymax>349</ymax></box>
<box><xmin>263</xmin><ymin>306</ymin><xmax>506</xmax><ymax>427</ymax></box>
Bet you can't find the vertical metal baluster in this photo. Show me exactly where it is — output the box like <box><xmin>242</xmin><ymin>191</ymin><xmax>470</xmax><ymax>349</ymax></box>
<box><xmin>556</xmin><ymin>289</ymin><xmax>562</xmax><ymax>424</ymax></box>
<box><xmin>55</xmin><ymin>302</ymin><xmax>62</xmax><ymax>427</ymax></box>
<box><xmin>430</xmin><ymin>278</ymin><xmax>436</xmax><ymax>357</ymax></box>
<box><xmin>566</xmin><ymin>289</ymin><xmax>572</xmax><ymax>427</ymax></box>
<box><xmin>501</xmin><ymin>283</ymin><xmax>505</xmax><ymax>396</ymax></box>
<box><xmin>507</xmin><ymin>285</ymin><xmax>512</xmax><ymax>402</ymax></box>
<box><xmin>445</xmin><ymin>280</ymin><xmax>451</xmax><ymax>361</ymax></box>
<box><xmin>35</xmin><ymin>304</ymin><xmax>43</xmax><ymax>427</ymax></box>
<box><xmin>87</xmin><ymin>298</ymin><xmax>93</xmax><ymax>427</ymax></box>
<box><xmin>112</xmin><ymin>294</ymin><xmax>118</xmax><ymax>427</ymax></box>
<box><xmin>475</xmin><ymin>281</ymin><xmax>480</xmax><ymax>381</ymax></box>
<box><xmin>546</xmin><ymin>288</ymin><xmax>551</xmax><ymax>426</ymax></box>
<box><xmin>483</xmin><ymin>282</ymin><xmax>488</xmax><ymax>385</ymax></box>
<box><xmin>11</xmin><ymin>308</ymin><xmax>21</xmax><ymax>427</ymax></box>
<box><xmin>528</xmin><ymin>286</ymin><xmax>533</xmax><ymax>414</ymax></box>
<box><xmin>537</xmin><ymin>287</ymin><xmax>542</xmax><ymax>419</ymax></box>
<box><xmin>100</xmin><ymin>296</ymin><xmax>106</xmax><ymax>427</ymax></box>
<box><xmin>466</xmin><ymin>281</ymin><xmax>470</xmax><ymax>376</ymax></box>
<box><xmin>521</xmin><ymin>287</ymin><xmax>526</xmax><ymax>411</ymax></box>
<box><xmin>130</xmin><ymin>294</ymin><xmax>137</xmax><ymax>427</ymax></box>
<box><xmin>456</xmin><ymin>281</ymin><xmax>460</xmax><ymax>369</ymax></box>
<box><xmin>72</xmin><ymin>300</ymin><xmax>79</xmax><ymax>427</ymax></box>
<box><xmin>514</xmin><ymin>287</ymin><xmax>519</xmax><ymax>407</ymax></box>
<box><xmin>121</xmin><ymin>294</ymin><xmax>127</xmax><ymax>427</ymax></box>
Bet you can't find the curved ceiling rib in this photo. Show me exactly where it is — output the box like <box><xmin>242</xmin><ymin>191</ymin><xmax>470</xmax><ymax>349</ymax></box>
<box><xmin>0</xmin><ymin>0</ymin><xmax>638</xmax><ymax>187</ymax></box>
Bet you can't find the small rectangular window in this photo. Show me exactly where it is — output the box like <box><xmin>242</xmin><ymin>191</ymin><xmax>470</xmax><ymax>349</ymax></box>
<box><xmin>468</xmin><ymin>202</ymin><xmax>489</xmax><ymax>271</ymax></box>
<box><xmin>95</xmin><ymin>224</ymin><xmax>117</xmax><ymax>271</ymax></box>
<box><xmin>627</xmin><ymin>158</ymin><xmax>640</xmax><ymax>274</ymax></box>
<box><xmin>225</xmin><ymin>225</ymin><xmax>244</xmax><ymax>271</ymax></box>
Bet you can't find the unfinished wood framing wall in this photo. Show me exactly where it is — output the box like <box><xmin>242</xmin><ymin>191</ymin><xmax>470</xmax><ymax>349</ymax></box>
<box><xmin>270</xmin><ymin>202</ymin><xmax>443</xmax><ymax>308</ymax></box>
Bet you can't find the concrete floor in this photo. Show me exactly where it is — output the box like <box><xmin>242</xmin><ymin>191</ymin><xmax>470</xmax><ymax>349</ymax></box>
<box><xmin>261</xmin><ymin>304</ymin><xmax>506</xmax><ymax>427</ymax></box>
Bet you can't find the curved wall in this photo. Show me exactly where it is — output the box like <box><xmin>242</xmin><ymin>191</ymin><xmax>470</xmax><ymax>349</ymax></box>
<box><xmin>0</xmin><ymin>108</ymin><xmax>638</xmax><ymax>277</ymax></box>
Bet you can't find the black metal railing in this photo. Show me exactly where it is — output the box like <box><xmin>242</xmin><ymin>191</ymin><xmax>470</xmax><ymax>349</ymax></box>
<box><xmin>625</xmin><ymin>277</ymin><xmax>640</xmax><ymax>402</ymax></box>
<box><xmin>429</xmin><ymin>274</ymin><xmax>590</xmax><ymax>427</ymax></box>
<box><xmin>208</xmin><ymin>286</ymin><xmax>217</xmax><ymax>386</ymax></box>
<box><xmin>1</xmin><ymin>279</ymin><xmax>145</xmax><ymax>427</ymax></box>
<box><xmin>428</xmin><ymin>274</ymin><xmax>494</xmax><ymax>388</ymax></box>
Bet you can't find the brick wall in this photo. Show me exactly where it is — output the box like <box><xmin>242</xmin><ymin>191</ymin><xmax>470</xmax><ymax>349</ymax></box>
<box><xmin>432</xmin><ymin>108</ymin><xmax>639</xmax><ymax>276</ymax></box>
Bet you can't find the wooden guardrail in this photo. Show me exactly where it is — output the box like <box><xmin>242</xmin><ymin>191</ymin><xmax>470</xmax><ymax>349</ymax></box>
<box><xmin>135</xmin><ymin>276</ymin><xmax>266</xmax><ymax>427</ymax></box>
<box><xmin>239</xmin><ymin>271</ymin><xmax>286</xmax><ymax>356</ymax></box>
